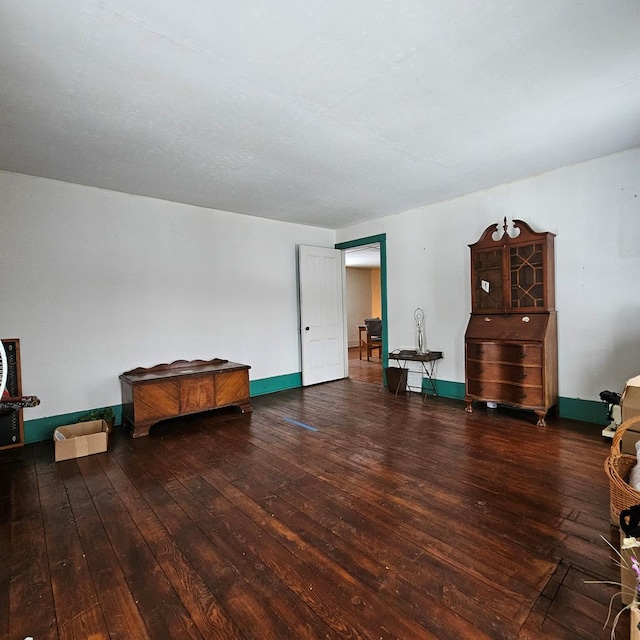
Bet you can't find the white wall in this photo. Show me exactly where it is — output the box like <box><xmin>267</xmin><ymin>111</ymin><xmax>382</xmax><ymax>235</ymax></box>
<box><xmin>345</xmin><ymin>268</ymin><xmax>372</xmax><ymax>347</ymax></box>
<box><xmin>3</xmin><ymin>147</ymin><xmax>638</xmax><ymax>422</ymax></box>
<box><xmin>337</xmin><ymin>147</ymin><xmax>640</xmax><ymax>401</ymax></box>
<box><xmin>0</xmin><ymin>171</ymin><xmax>334</xmax><ymax>419</ymax></box>
<box><xmin>370</xmin><ymin>269</ymin><xmax>381</xmax><ymax>319</ymax></box>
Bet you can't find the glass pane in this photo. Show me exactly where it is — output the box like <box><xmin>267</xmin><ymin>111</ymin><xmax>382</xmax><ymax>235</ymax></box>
<box><xmin>509</xmin><ymin>243</ymin><xmax>545</xmax><ymax>309</ymax></box>
<box><xmin>473</xmin><ymin>249</ymin><xmax>504</xmax><ymax>311</ymax></box>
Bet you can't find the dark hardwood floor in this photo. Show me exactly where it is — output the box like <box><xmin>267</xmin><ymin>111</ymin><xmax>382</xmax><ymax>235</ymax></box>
<box><xmin>0</xmin><ymin>380</ymin><xmax>627</xmax><ymax>639</ymax></box>
<box><xmin>348</xmin><ymin>346</ymin><xmax>383</xmax><ymax>385</ymax></box>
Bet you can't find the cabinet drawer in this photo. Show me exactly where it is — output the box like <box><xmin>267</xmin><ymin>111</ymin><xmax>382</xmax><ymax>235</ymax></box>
<box><xmin>466</xmin><ymin>341</ymin><xmax>542</xmax><ymax>365</ymax></box>
<box><xmin>466</xmin><ymin>379</ymin><xmax>544</xmax><ymax>407</ymax></box>
<box><xmin>466</xmin><ymin>361</ymin><xmax>542</xmax><ymax>386</ymax></box>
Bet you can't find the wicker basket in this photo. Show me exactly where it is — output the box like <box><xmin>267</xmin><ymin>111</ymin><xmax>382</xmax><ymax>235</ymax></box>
<box><xmin>605</xmin><ymin>415</ymin><xmax>640</xmax><ymax>525</ymax></box>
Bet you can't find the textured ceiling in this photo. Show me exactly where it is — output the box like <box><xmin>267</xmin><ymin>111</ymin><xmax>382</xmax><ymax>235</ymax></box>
<box><xmin>1</xmin><ymin>1</ymin><xmax>639</xmax><ymax>229</ymax></box>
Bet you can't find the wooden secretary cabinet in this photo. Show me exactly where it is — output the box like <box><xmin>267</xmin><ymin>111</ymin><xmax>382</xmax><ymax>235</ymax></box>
<box><xmin>464</xmin><ymin>219</ymin><xmax>558</xmax><ymax>426</ymax></box>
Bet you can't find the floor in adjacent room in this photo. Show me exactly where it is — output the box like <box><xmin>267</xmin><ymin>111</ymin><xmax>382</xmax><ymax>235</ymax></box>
<box><xmin>348</xmin><ymin>345</ymin><xmax>383</xmax><ymax>385</ymax></box>
<box><xmin>0</xmin><ymin>378</ymin><xmax>626</xmax><ymax>639</ymax></box>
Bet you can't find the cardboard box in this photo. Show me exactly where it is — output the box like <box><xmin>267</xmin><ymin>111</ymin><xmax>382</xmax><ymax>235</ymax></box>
<box><xmin>620</xmin><ymin>375</ymin><xmax>640</xmax><ymax>454</ymax></box>
<box><xmin>53</xmin><ymin>419</ymin><xmax>109</xmax><ymax>462</ymax></box>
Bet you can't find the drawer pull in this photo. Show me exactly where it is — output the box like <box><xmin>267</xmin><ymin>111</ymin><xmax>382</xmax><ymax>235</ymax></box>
<box><xmin>518</xmin><ymin>350</ymin><xmax>526</xmax><ymax>359</ymax></box>
<box><xmin>518</xmin><ymin>392</ymin><xmax>527</xmax><ymax>400</ymax></box>
<box><xmin>519</xmin><ymin>372</ymin><xmax>527</xmax><ymax>380</ymax></box>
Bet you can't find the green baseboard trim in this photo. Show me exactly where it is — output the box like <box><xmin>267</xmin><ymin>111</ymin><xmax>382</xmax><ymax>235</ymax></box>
<box><xmin>25</xmin><ymin>404</ymin><xmax>123</xmax><ymax>445</ymax></box>
<box><xmin>558</xmin><ymin>397</ymin><xmax>608</xmax><ymax>425</ymax></box>
<box><xmin>423</xmin><ymin>380</ymin><xmax>608</xmax><ymax>425</ymax></box>
<box><xmin>23</xmin><ymin>376</ymin><xmax>303</xmax><ymax>444</ymax></box>
<box><xmin>426</xmin><ymin>379</ymin><xmax>466</xmax><ymax>400</ymax></box>
<box><xmin>250</xmin><ymin>372</ymin><xmax>302</xmax><ymax>397</ymax></box>
<box><xmin>23</xmin><ymin>379</ymin><xmax>609</xmax><ymax>444</ymax></box>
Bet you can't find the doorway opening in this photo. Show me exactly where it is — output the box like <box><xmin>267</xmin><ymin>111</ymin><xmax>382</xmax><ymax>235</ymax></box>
<box><xmin>336</xmin><ymin>235</ymin><xmax>388</xmax><ymax>386</ymax></box>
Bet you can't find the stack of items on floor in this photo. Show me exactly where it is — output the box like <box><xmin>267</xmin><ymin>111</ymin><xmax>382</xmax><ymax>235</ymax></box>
<box><xmin>605</xmin><ymin>376</ymin><xmax>640</xmax><ymax>519</ymax></box>
<box><xmin>619</xmin><ymin>376</ymin><xmax>640</xmax><ymax>451</ymax></box>
<box><xmin>604</xmin><ymin>375</ymin><xmax>640</xmax><ymax>622</ymax></box>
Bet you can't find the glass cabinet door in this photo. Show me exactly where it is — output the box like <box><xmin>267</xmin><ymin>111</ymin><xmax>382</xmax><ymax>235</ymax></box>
<box><xmin>509</xmin><ymin>243</ymin><xmax>545</xmax><ymax>310</ymax></box>
<box><xmin>472</xmin><ymin>248</ymin><xmax>504</xmax><ymax>312</ymax></box>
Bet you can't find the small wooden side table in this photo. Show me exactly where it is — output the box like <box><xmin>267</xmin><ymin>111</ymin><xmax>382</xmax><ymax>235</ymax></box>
<box><xmin>387</xmin><ymin>351</ymin><xmax>443</xmax><ymax>396</ymax></box>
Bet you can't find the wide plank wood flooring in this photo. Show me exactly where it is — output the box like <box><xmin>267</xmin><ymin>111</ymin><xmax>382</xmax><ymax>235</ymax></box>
<box><xmin>0</xmin><ymin>379</ymin><xmax>627</xmax><ymax>639</ymax></box>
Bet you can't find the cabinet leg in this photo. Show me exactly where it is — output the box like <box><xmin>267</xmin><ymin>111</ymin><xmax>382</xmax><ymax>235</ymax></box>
<box><xmin>465</xmin><ymin>399</ymin><xmax>473</xmax><ymax>413</ymax></box>
<box><xmin>132</xmin><ymin>423</ymin><xmax>152</xmax><ymax>438</ymax></box>
<box><xmin>238</xmin><ymin>400</ymin><xmax>253</xmax><ymax>414</ymax></box>
<box><xmin>535</xmin><ymin>411</ymin><xmax>547</xmax><ymax>427</ymax></box>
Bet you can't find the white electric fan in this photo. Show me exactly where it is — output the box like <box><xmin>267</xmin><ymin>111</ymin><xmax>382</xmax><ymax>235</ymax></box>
<box><xmin>0</xmin><ymin>340</ymin><xmax>7</xmax><ymax>400</ymax></box>
<box><xmin>0</xmin><ymin>340</ymin><xmax>40</xmax><ymax>411</ymax></box>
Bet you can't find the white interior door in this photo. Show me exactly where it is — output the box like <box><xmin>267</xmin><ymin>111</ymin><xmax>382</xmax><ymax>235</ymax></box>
<box><xmin>299</xmin><ymin>245</ymin><xmax>346</xmax><ymax>386</ymax></box>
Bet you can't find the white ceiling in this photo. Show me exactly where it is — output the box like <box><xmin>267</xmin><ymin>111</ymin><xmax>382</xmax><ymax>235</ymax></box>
<box><xmin>1</xmin><ymin>1</ymin><xmax>639</xmax><ymax>230</ymax></box>
<box><xmin>345</xmin><ymin>244</ymin><xmax>380</xmax><ymax>269</ymax></box>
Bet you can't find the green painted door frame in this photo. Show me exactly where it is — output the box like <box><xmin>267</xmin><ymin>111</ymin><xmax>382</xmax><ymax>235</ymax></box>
<box><xmin>336</xmin><ymin>234</ymin><xmax>389</xmax><ymax>374</ymax></box>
